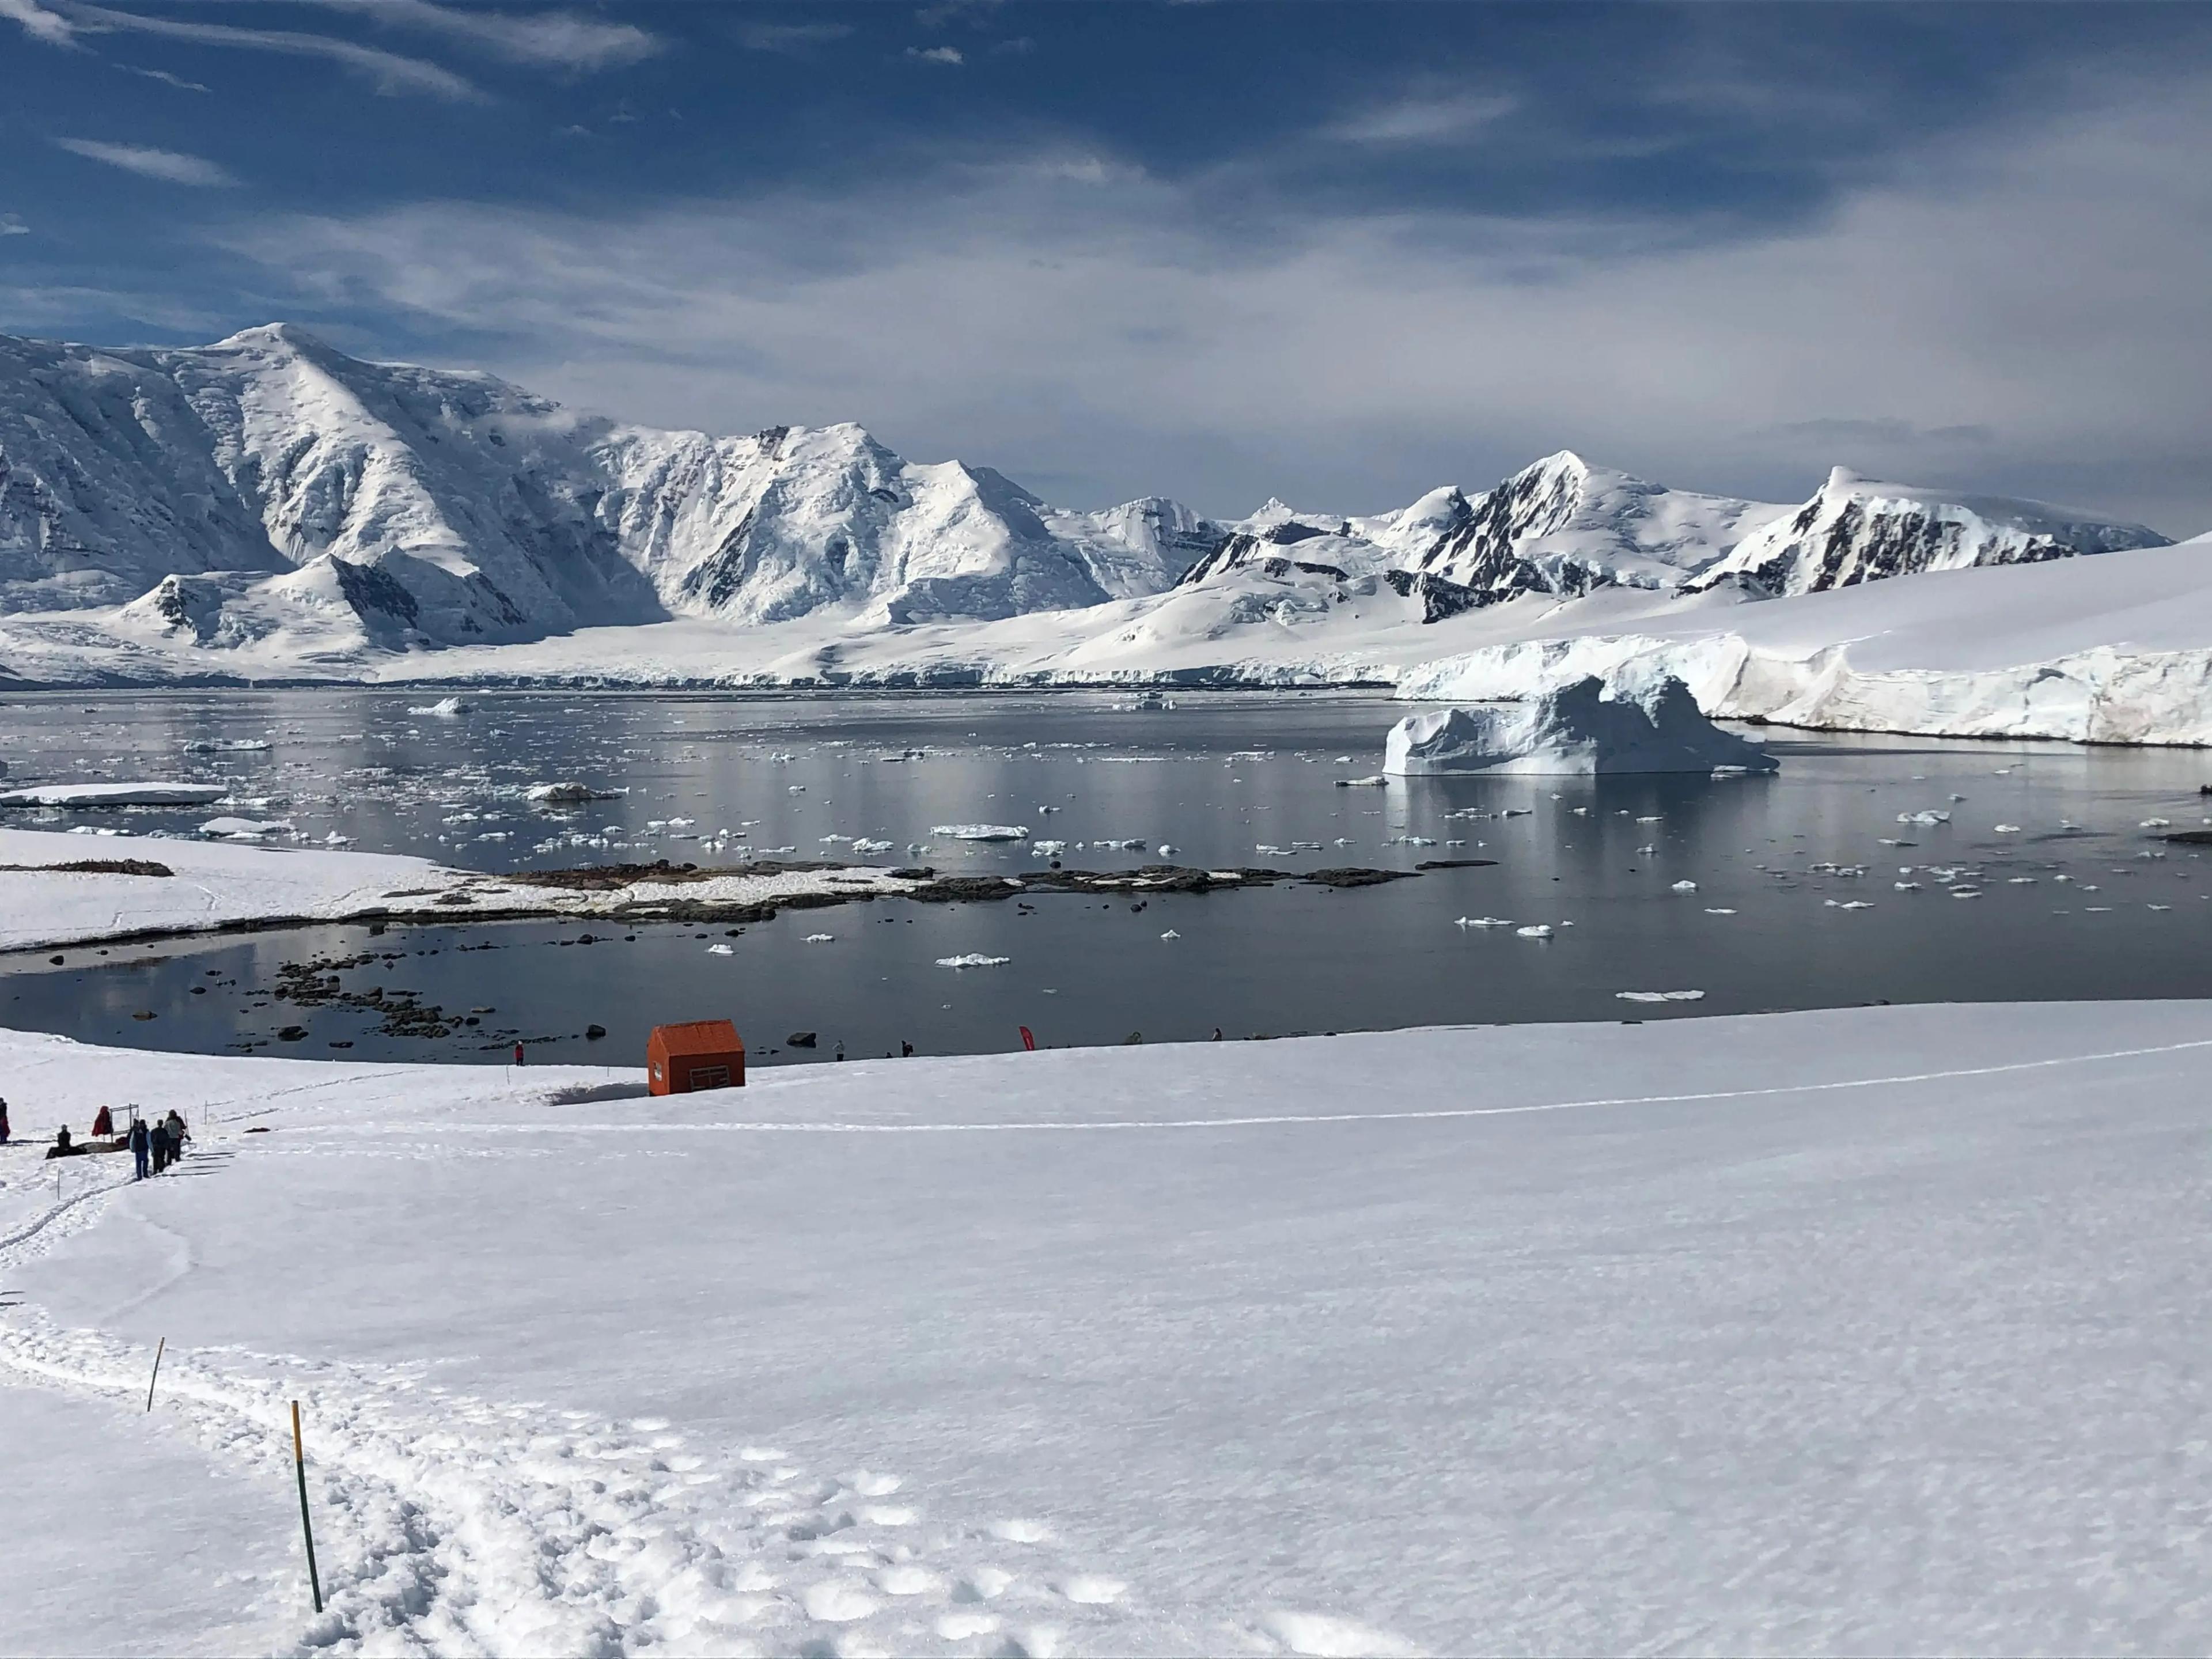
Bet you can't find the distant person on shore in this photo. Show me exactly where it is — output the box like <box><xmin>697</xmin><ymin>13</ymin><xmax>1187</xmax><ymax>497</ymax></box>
<box><xmin>164</xmin><ymin>1110</ymin><xmax>188</xmax><ymax>1164</ymax></box>
<box><xmin>150</xmin><ymin>1116</ymin><xmax>169</xmax><ymax>1175</ymax></box>
<box><xmin>0</xmin><ymin>1096</ymin><xmax>10</xmax><ymax>1143</ymax></box>
<box><xmin>92</xmin><ymin>1104</ymin><xmax>113</xmax><ymax>1138</ymax></box>
<box><xmin>129</xmin><ymin>1115</ymin><xmax>150</xmax><ymax>1180</ymax></box>
<box><xmin>514</xmin><ymin>1043</ymin><xmax>525</xmax><ymax>1066</ymax></box>
<box><xmin>54</xmin><ymin>1124</ymin><xmax>73</xmax><ymax>1156</ymax></box>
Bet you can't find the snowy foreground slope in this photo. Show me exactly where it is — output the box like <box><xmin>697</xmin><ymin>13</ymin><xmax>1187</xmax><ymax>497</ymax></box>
<box><xmin>6</xmin><ymin>1002</ymin><xmax>2212</xmax><ymax>1656</ymax></box>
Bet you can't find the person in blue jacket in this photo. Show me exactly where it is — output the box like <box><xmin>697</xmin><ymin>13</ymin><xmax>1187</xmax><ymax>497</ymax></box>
<box><xmin>129</xmin><ymin>1115</ymin><xmax>150</xmax><ymax>1180</ymax></box>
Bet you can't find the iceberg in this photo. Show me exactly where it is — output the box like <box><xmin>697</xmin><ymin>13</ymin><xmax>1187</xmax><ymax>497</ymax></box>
<box><xmin>0</xmin><ymin>782</ymin><xmax>229</xmax><ymax>808</ymax></box>
<box><xmin>1384</xmin><ymin>675</ymin><xmax>1778</xmax><ymax>778</ymax></box>
<box><xmin>931</xmin><ymin>824</ymin><xmax>1031</xmax><ymax>842</ymax></box>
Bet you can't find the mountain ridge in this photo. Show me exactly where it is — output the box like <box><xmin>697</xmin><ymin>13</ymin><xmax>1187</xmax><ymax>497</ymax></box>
<box><xmin>0</xmin><ymin>324</ymin><xmax>2180</xmax><ymax>674</ymax></box>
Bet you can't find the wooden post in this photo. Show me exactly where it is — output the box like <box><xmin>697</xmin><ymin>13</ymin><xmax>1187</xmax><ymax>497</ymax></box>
<box><xmin>291</xmin><ymin>1401</ymin><xmax>323</xmax><ymax>1614</ymax></box>
<box><xmin>145</xmin><ymin>1338</ymin><xmax>165</xmax><ymax>1412</ymax></box>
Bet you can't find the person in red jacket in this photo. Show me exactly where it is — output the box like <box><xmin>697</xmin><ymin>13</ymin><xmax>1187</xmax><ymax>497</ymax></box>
<box><xmin>92</xmin><ymin>1105</ymin><xmax>113</xmax><ymax>1138</ymax></box>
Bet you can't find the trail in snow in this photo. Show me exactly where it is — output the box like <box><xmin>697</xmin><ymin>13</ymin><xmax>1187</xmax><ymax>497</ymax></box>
<box><xmin>0</xmin><ymin>1147</ymin><xmax>1178</xmax><ymax>1656</ymax></box>
<box><xmin>291</xmin><ymin>1033</ymin><xmax>2212</xmax><ymax>1138</ymax></box>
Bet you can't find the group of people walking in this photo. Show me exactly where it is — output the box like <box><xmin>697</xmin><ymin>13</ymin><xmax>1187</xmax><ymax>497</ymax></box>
<box><xmin>130</xmin><ymin>1109</ymin><xmax>190</xmax><ymax>1178</ymax></box>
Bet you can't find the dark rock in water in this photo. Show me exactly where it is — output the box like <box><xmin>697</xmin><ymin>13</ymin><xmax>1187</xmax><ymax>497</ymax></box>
<box><xmin>1305</xmin><ymin>867</ymin><xmax>1420</xmax><ymax>887</ymax></box>
<box><xmin>1414</xmin><ymin>859</ymin><xmax>1499</xmax><ymax>871</ymax></box>
<box><xmin>2162</xmin><ymin>829</ymin><xmax>2212</xmax><ymax>844</ymax></box>
<box><xmin>131</xmin><ymin>1010</ymin><xmax>155</xmax><ymax>1020</ymax></box>
<box><xmin>585</xmin><ymin>1024</ymin><xmax>607</xmax><ymax>1040</ymax></box>
<box><xmin>787</xmin><ymin>1031</ymin><xmax>817</xmax><ymax>1048</ymax></box>
<box><xmin>277</xmin><ymin>1025</ymin><xmax>306</xmax><ymax>1041</ymax></box>
<box><xmin>1123</xmin><ymin>1031</ymin><xmax>1144</xmax><ymax>1044</ymax></box>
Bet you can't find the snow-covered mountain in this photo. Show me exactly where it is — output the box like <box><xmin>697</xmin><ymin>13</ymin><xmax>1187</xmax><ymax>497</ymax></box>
<box><xmin>0</xmin><ymin>325</ymin><xmax>1209</xmax><ymax>653</ymax></box>
<box><xmin>0</xmin><ymin>323</ymin><xmax>2191</xmax><ymax>726</ymax></box>
<box><xmin>1684</xmin><ymin>467</ymin><xmax>2166</xmax><ymax>597</ymax></box>
<box><xmin>1382</xmin><ymin>452</ymin><xmax>1795</xmax><ymax>599</ymax></box>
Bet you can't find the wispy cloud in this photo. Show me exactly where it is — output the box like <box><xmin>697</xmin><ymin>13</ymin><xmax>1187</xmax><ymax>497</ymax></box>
<box><xmin>319</xmin><ymin>0</ymin><xmax>661</xmax><ymax>72</ymax></box>
<box><xmin>0</xmin><ymin>213</ymin><xmax>29</xmax><ymax>237</ymax></box>
<box><xmin>735</xmin><ymin>20</ymin><xmax>854</xmax><ymax>57</ymax></box>
<box><xmin>1325</xmin><ymin>92</ymin><xmax>1518</xmax><ymax>145</ymax></box>
<box><xmin>906</xmin><ymin>45</ymin><xmax>963</xmax><ymax>67</ymax></box>
<box><xmin>54</xmin><ymin>137</ymin><xmax>238</xmax><ymax>187</ymax></box>
<box><xmin>124</xmin><ymin>64</ymin><xmax>211</xmax><ymax>92</ymax></box>
<box><xmin>0</xmin><ymin>0</ymin><xmax>73</xmax><ymax>45</ymax></box>
<box><xmin>57</xmin><ymin>2</ymin><xmax>478</xmax><ymax>99</ymax></box>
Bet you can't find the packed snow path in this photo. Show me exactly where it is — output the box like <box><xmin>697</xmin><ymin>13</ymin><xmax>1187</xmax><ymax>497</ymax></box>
<box><xmin>6</xmin><ymin>1004</ymin><xmax>2212</xmax><ymax>1654</ymax></box>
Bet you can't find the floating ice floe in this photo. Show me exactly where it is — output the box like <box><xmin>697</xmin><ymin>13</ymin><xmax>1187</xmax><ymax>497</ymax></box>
<box><xmin>1899</xmin><ymin>810</ymin><xmax>1952</xmax><ymax>825</ymax></box>
<box><xmin>526</xmin><ymin>781</ymin><xmax>619</xmax><ymax>805</ymax></box>
<box><xmin>936</xmin><ymin>953</ymin><xmax>1012</xmax><ymax>969</ymax></box>
<box><xmin>2141</xmin><ymin>817</ymin><xmax>2171</xmax><ymax>828</ymax></box>
<box><xmin>706</xmin><ymin>944</ymin><xmax>734</xmax><ymax>956</ymax></box>
<box><xmin>852</xmin><ymin>838</ymin><xmax>895</xmax><ymax>856</ymax></box>
<box><xmin>0</xmin><ymin>782</ymin><xmax>227</xmax><ymax>808</ymax></box>
<box><xmin>1671</xmin><ymin>880</ymin><xmax>1699</xmax><ymax>893</ymax></box>
<box><xmin>1387</xmin><ymin>673</ymin><xmax>1777</xmax><ymax>777</ymax></box>
<box><xmin>1616</xmin><ymin>990</ymin><xmax>1706</xmax><ymax>1003</ymax></box>
<box><xmin>1159</xmin><ymin>929</ymin><xmax>1181</xmax><ymax>940</ymax></box>
<box><xmin>1454</xmin><ymin>916</ymin><xmax>1516</xmax><ymax>929</ymax></box>
<box><xmin>1993</xmin><ymin>824</ymin><xmax>2022</xmax><ymax>834</ymax></box>
<box><xmin>198</xmin><ymin>816</ymin><xmax>293</xmax><ymax>839</ymax></box>
<box><xmin>184</xmin><ymin>738</ymin><xmax>272</xmax><ymax>752</ymax></box>
<box><xmin>1032</xmin><ymin>840</ymin><xmax>1067</xmax><ymax>855</ymax></box>
<box><xmin>1704</xmin><ymin>907</ymin><xmax>1737</xmax><ymax>915</ymax></box>
<box><xmin>931</xmin><ymin>824</ymin><xmax>1031</xmax><ymax>841</ymax></box>
<box><xmin>1515</xmin><ymin>924</ymin><xmax>1554</xmax><ymax>939</ymax></box>
<box><xmin>407</xmin><ymin>697</ymin><xmax>471</xmax><ymax>718</ymax></box>
<box><xmin>1157</xmin><ymin>844</ymin><xmax>1180</xmax><ymax>857</ymax></box>
<box><xmin>804</xmin><ymin>933</ymin><xmax>835</xmax><ymax>943</ymax></box>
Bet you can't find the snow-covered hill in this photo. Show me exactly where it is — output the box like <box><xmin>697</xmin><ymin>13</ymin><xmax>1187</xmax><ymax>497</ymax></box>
<box><xmin>0</xmin><ymin>325</ymin><xmax>1209</xmax><ymax>653</ymax></box>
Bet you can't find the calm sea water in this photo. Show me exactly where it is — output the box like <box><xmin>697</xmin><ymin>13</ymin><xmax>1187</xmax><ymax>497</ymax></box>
<box><xmin>4</xmin><ymin>688</ymin><xmax>2210</xmax><ymax>1066</ymax></box>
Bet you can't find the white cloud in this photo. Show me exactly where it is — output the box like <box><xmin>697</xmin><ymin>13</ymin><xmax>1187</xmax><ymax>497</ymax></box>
<box><xmin>318</xmin><ymin>0</ymin><xmax>661</xmax><ymax>71</ymax></box>
<box><xmin>906</xmin><ymin>45</ymin><xmax>964</xmax><ymax>66</ymax></box>
<box><xmin>126</xmin><ymin>65</ymin><xmax>212</xmax><ymax>92</ymax></box>
<box><xmin>60</xmin><ymin>2</ymin><xmax>478</xmax><ymax>99</ymax></box>
<box><xmin>1325</xmin><ymin>92</ymin><xmax>1518</xmax><ymax>145</ymax></box>
<box><xmin>213</xmin><ymin>66</ymin><xmax>2212</xmax><ymax>531</ymax></box>
<box><xmin>54</xmin><ymin>138</ymin><xmax>238</xmax><ymax>187</ymax></box>
<box><xmin>0</xmin><ymin>213</ymin><xmax>29</xmax><ymax>236</ymax></box>
<box><xmin>0</xmin><ymin>0</ymin><xmax>73</xmax><ymax>45</ymax></box>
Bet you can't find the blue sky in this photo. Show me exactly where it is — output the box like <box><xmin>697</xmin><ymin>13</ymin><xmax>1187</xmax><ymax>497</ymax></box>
<box><xmin>3</xmin><ymin>1</ymin><xmax>2209</xmax><ymax>531</ymax></box>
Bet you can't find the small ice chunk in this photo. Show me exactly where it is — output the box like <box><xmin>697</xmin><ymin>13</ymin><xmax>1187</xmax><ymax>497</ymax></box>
<box><xmin>1159</xmin><ymin>929</ymin><xmax>1181</xmax><ymax>940</ymax></box>
<box><xmin>1515</xmin><ymin>924</ymin><xmax>1553</xmax><ymax>939</ymax></box>
<box><xmin>1454</xmin><ymin>916</ymin><xmax>1516</xmax><ymax>929</ymax></box>
<box><xmin>936</xmin><ymin>953</ymin><xmax>1011</xmax><ymax>969</ymax></box>
<box><xmin>804</xmin><ymin>933</ymin><xmax>835</xmax><ymax>942</ymax></box>
<box><xmin>407</xmin><ymin>697</ymin><xmax>471</xmax><ymax>717</ymax></box>
<box><xmin>706</xmin><ymin>944</ymin><xmax>734</xmax><ymax>956</ymax></box>
<box><xmin>931</xmin><ymin>824</ymin><xmax>1031</xmax><ymax>842</ymax></box>
<box><xmin>1671</xmin><ymin>880</ymin><xmax>1698</xmax><ymax>893</ymax></box>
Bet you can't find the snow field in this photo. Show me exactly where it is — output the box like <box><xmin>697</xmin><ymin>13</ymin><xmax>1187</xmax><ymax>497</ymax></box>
<box><xmin>6</xmin><ymin>1003</ymin><xmax>2212</xmax><ymax>1653</ymax></box>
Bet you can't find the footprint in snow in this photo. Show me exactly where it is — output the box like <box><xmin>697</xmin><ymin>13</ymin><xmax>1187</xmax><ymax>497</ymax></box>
<box><xmin>1056</xmin><ymin>1574</ymin><xmax>1126</xmax><ymax>1605</ymax></box>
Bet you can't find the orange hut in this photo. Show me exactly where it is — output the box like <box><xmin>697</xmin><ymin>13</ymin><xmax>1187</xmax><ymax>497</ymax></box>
<box><xmin>647</xmin><ymin>1020</ymin><xmax>747</xmax><ymax>1094</ymax></box>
